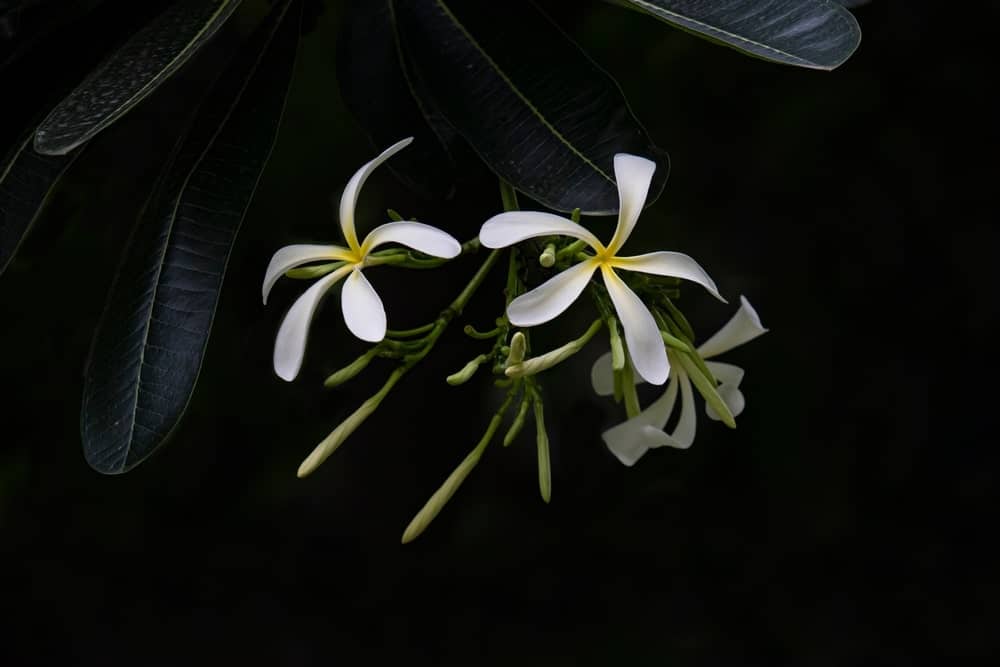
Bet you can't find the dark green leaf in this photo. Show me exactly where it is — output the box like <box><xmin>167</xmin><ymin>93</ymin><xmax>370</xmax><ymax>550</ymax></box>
<box><xmin>610</xmin><ymin>0</ymin><xmax>861</xmax><ymax>70</ymax></box>
<box><xmin>0</xmin><ymin>132</ymin><xmax>79</xmax><ymax>276</ymax></box>
<box><xmin>394</xmin><ymin>0</ymin><xmax>667</xmax><ymax>215</ymax></box>
<box><xmin>81</xmin><ymin>0</ymin><xmax>300</xmax><ymax>474</ymax></box>
<box><xmin>33</xmin><ymin>0</ymin><xmax>242</xmax><ymax>156</ymax></box>
<box><xmin>337</xmin><ymin>0</ymin><xmax>457</xmax><ymax>199</ymax></box>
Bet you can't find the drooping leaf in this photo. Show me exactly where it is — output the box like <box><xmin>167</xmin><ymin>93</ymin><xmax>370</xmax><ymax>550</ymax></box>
<box><xmin>608</xmin><ymin>0</ymin><xmax>861</xmax><ymax>70</ymax></box>
<box><xmin>33</xmin><ymin>0</ymin><xmax>242</xmax><ymax>156</ymax></box>
<box><xmin>394</xmin><ymin>0</ymin><xmax>667</xmax><ymax>215</ymax></box>
<box><xmin>0</xmin><ymin>131</ymin><xmax>79</xmax><ymax>276</ymax></box>
<box><xmin>337</xmin><ymin>0</ymin><xmax>457</xmax><ymax>199</ymax></box>
<box><xmin>81</xmin><ymin>0</ymin><xmax>300</xmax><ymax>474</ymax></box>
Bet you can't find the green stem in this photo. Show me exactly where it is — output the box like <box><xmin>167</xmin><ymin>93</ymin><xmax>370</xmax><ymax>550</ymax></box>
<box><xmin>401</xmin><ymin>384</ymin><xmax>519</xmax><ymax>544</ymax></box>
<box><xmin>387</xmin><ymin>322</ymin><xmax>436</xmax><ymax>338</ymax></box>
<box><xmin>621</xmin><ymin>355</ymin><xmax>641</xmax><ymax>418</ymax></box>
<box><xmin>299</xmin><ymin>366</ymin><xmax>407</xmax><ymax>477</ymax></box>
<box><xmin>499</xmin><ymin>179</ymin><xmax>519</xmax><ymax>212</ymax></box>
<box><xmin>556</xmin><ymin>238</ymin><xmax>588</xmax><ymax>262</ymax></box>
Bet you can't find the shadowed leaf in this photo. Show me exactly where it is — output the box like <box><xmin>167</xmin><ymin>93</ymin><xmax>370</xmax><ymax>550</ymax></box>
<box><xmin>394</xmin><ymin>0</ymin><xmax>667</xmax><ymax>215</ymax></box>
<box><xmin>81</xmin><ymin>0</ymin><xmax>300</xmax><ymax>474</ymax></box>
<box><xmin>0</xmin><ymin>131</ymin><xmax>79</xmax><ymax>276</ymax></box>
<box><xmin>337</xmin><ymin>0</ymin><xmax>458</xmax><ymax>199</ymax></box>
<box><xmin>33</xmin><ymin>0</ymin><xmax>242</xmax><ymax>155</ymax></box>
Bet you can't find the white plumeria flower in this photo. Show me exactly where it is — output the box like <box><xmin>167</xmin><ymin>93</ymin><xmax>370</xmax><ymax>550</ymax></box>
<box><xmin>479</xmin><ymin>153</ymin><xmax>723</xmax><ymax>385</ymax></box>
<box><xmin>263</xmin><ymin>138</ymin><xmax>461</xmax><ymax>381</ymax></box>
<box><xmin>590</xmin><ymin>296</ymin><xmax>767</xmax><ymax>466</ymax></box>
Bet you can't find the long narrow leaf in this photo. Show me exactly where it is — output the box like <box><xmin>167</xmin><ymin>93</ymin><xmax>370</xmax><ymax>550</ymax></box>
<box><xmin>81</xmin><ymin>0</ymin><xmax>300</xmax><ymax>474</ymax></box>
<box><xmin>394</xmin><ymin>0</ymin><xmax>667</xmax><ymax>215</ymax></box>
<box><xmin>0</xmin><ymin>132</ymin><xmax>79</xmax><ymax>276</ymax></box>
<box><xmin>33</xmin><ymin>0</ymin><xmax>242</xmax><ymax>155</ymax></box>
<box><xmin>337</xmin><ymin>0</ymin><xmax>458</xmax><ymax>199</ymax></box>
<box><xmin>609</xmin><ymin>0</ymin><xmax>861</xmax><ymax>70</ymax></box>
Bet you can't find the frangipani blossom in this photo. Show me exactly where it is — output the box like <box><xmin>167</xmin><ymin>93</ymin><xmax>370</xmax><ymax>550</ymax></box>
<box><xmin>479</xmin><ymin>154</ymin><xmax>723</xmax><ymax>385</ymax></box>
<box><xmin>263</xmin><ymin>138</ymin><xmax>461</xmax><ymax>382</ymax></box>
<box><xmin>591</xmin><ymin>296</ymin><xmax>767</xmax><ymax>466</ymax></box>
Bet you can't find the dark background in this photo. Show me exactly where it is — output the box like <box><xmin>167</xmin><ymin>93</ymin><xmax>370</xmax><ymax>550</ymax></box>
<box><xmin>0</xmin><ymin>1</ymin><xmax>978</xmax><ymax>663</ymax></box>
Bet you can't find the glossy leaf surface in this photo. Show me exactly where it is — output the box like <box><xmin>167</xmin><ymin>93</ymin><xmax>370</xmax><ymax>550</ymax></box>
<box><xmin>0</xmin><ymin>132</ymin><xmax>78</xmax><ymax>276</ymax></box>
<box><xmin>394</xmin><ymin>0</ymin><xmax>667</xmax><ymax>215</ymax></box>
<box><xmin>612</xmin><ymin>0</ymin><xmax>861</xmax><ymax>70</ymax></box>
<box><xmin>337</xmin><ymin>0</ymin><xmax>458</xmax><ymax>199</ymax></box>
<box><xmin>33</xmin><ymin>0</ymin><xmax>242</xmax><ymax>155</ymax></box>
<box><xmin>81</xmin><ymin>0</ymin><xmax>300</xmax><ymax>474</ymax></box>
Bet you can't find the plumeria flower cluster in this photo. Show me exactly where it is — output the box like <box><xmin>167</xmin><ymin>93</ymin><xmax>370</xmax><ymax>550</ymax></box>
<box><xmin>263</xmin><ymin>140</ymin><xmax>767</xmax><ymax>543</ymax></box>
<box><xmin>591</xmin><ymin>296</ymin><xmax>767</xmax><ymax>466</ymax></box>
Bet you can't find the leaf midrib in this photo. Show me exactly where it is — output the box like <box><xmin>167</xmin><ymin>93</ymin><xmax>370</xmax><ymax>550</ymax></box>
<box><xmin>623</xmin><ymin>0</ymin><xmax>856</xmax><ymax>68</ymax></box>
<box><xmin>38</xmin><ymin>0</ymin><xmax>240</xmax><ymax>154</ymax></box>
<box><xmin>116</xmin><ymin>0</ymin><xmax>291</xmax><ymax>469</ymax></box>
<box><xmin>432</xmin><ymin>0</ymin><xmax>614</xmax><ymax>184</ymax></box>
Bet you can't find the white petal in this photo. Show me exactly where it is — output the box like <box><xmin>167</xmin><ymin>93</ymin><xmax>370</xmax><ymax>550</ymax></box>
<box><xmin>341</xmin><ymin>268</ymin><xmax>387</xmax><ymax>343</ymax></box>
<box><xmin>671</xmin><ymin>371</ymin><xmax>697</xmax><ymax>448</ymax></box>
<box><xmin>273</xmin><ymin>265</ymin><xmax>353</xmax><ymax>381</ymax></box>
<box><xmin>362</xmin><ymin>221</ymin><xmax>460</xmax><ymax>258</ymax></box>
<box><xmin>697</xmin><ymin>295</ymin><xmax>768</xmax><ymax>359</ymax></box>
<box><xmin>612</xmin><ymin>251</ymin><xmax>725</xmax><ymax>303</ymax></box>
<box><xmin>603</xmin><ymin>422</ymin><xmax>686</xmax><ymax>466</ymax></box>
<box><xmin>262</xmin><ymin>244</ymin><xmax>352</xmax><ymax>305</ymax></box>
<box><xmin>602</xmin><ymin>422</ymin><xmax>651</xmax><ymax>466</ymax></box>
<box><xmin>339</xmin><ymin>137</ymin><xmax>413</xmax><ymax>252</ymax></box>
<box><xmin>601</xmin><ymin>266</ymin><xmax>669</xmax><ymax>385</ymax></box>
<box><xmin>591</xmin><ymin>352</ymin><xmax>615</xmax><ymax>396</ymax></box>
<box><xmin>507</xmin><ymin>259</ymin><xmax>597</xmax><ymax>327</ymax></box>
<box><xmin>606</xmin><ymin>154</ymin><xmax>656</xmax><ymax>254</ymax></box>
<box><xmin>591</xmin><ymin>350</ymin><xmax>646</xmax><ymax>396</ymax></box>
<box><xmin>707</xmin><ymin>384</ymin><xmax>745</xmax><ymax>421</ymax></box>
<box><xmin>705</xmin><ymin>361</ymin><xmax>745</xmax><ymax>388</ymax></box>
<box><xmin>641</xmin><ymin>374</ymin><xmax>679</xmax><ymax>429</ymax></box>
<box><xmin>479</xmin><ymin>211</ymin><xmax>603</xmax><ymax>250</ymax></box>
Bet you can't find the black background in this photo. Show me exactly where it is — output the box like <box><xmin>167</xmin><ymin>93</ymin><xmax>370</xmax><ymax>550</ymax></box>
<box><xmin>0</xmin><ymin>1</ymin><xmax>980</xmax><ymax>663</ymax></box>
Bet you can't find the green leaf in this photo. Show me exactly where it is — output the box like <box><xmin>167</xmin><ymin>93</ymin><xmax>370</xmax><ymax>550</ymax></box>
<box><xmin>337</xmin><ymin>0</ymin><xmax>458</xmax><ymax>199</ymax></box>
<box><xmin>0</xmin><ymin>131</ymin><xmax>79</xmax><ymax>276</ymax></box>
<box><xmin>80</xmin><ymin>0</ymin><xmax>300</xmax><ymax>474</ymax></box>
<box><xmin>394</xmin><ymin>0</ymin><xmax>667</xmax><ymax>215</ymax></box>
<box><xmin>610</xmin><ymin>0</ymin><xmax>861</xmax><ymax>70</ymax></box>
<box><xmin>33</xmin><ymin>0</ymin><xmax>242</xmax><ymax>156</ymax></box>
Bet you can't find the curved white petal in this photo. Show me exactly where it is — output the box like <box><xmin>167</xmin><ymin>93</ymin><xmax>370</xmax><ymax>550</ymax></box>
<box><xmin>479</xmin><ymin>211</ymin><xmax>603</xmax><ymax>250</ymax></box>
<box><xmin>612</xmin><ymin>251</ymin><xmax>725</xmax><ymax>303</ymax></box>
<box><xmin>591</xmin><ymin>352</ymin><xmax>615</xmax><ymax>396</ymax></box>
<box><xmin>606</xmin><ymin>154</ymin><xmax>656</xmax><ymax>254</ymax></box>
<box><xmin>339</xmin><ymin>137</ymin><xmax>413</xmax><ymax>252</ymax></box>
<box><xmin>641</xmin><ymin>374</ymin><xmax>679</xmax><ymax>429</ymax></box>
<box><xmin>273</xmin><ymin>265</ymin><xmax>353</xmax><ymax>381</ymax></box>
<box><xmin>705</xmin><ymin>361</ymin><xmax>745</xmax><ymax>388</ymax></box>
<box><xmin>507</xmin><ymin>259</ymin><xmax>597</xmax><ymax>327</ymax></box>
<box><xmin>362</xmin><ymin>221</ymin><xmax>460</xmax><ymax>258</ymax></box>
<box><xmin>341</xmin><ymin>268</ymin><xmax>387</xmax><ymax>342</ymax></box>
<box><xmin>671</xmin><ymin>371</ymin><xmax>697</xmax><ymax>448</ymax></box>
<box><xmin>707</xmin><ymin>384</ymin><xmax>745</xmax><ymax>421</ymax></box>
<box><xmin>262</xmin><ymin>244</ymin><xmax>352</xmax><ymax>305</ymax></box>
<box><xmin>601</xmin><ymin>266</ymin><xmax>669</xmax><ymax>385</ymax></box>
<box><xmin>591</xmin><ymin>351</ymin><xmax>646</xmax><ymax>396</ymax></box>
<box><xmin>603</xmin><ymin>422</ymin><xmax>686</xmax><ymax>466</ymax></box>
<box><xmin>697</xmin><ymin>295</ymin><xmax>767</xmax><ymax>358</ymax></box>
